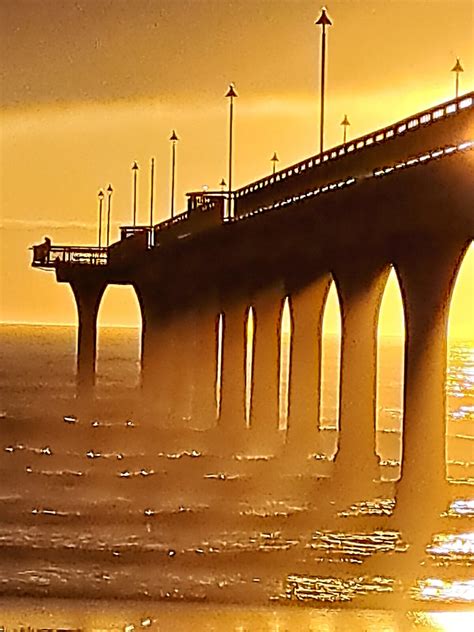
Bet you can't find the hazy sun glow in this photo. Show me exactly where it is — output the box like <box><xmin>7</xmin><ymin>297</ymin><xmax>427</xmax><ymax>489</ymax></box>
<box><xmin>1</xmin><ymin>0</ymin><xmax>472</xmax><ymax>329</ymax></box>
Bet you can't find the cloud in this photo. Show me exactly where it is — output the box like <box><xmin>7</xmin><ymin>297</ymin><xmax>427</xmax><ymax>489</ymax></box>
<box><xmin>0</xmin><ymin>218</ymin><xmax>97</xmax><ymax>231</ymax></box>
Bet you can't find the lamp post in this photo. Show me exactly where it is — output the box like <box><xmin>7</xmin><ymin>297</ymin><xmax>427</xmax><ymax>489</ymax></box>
<box><xmin>106</xmin><ymin>184</ymin><xmax>113</xmax><ymax>247</ymax></box>
<box><xmin>341</xmin><ymin>114</ymin><xmax>350</xmax><ymax>144</ymax></box>
<box><xmin>97</xmin><ymin>189</ymin><xmax>104</xmax><ymax>248</ymax></box>
<box><xmin>219</xmin><ymin>178</ymin><xmax>227</xmax><ymax>193</ymax></box>
<box><xmin>315</xmin><ymin>7</ymin><xmax>332</xmax><ymax>154</ymax></box>
<box><xmin>271</xmin><ymin>152</ymin><xmax>279</xmax><ymax>175</ymax></box>
<box><xmin>131</xmin><ymin>161</ymin><xmax>139</xmax><ymax>226</ymax></box>
<box><xmin>149</xmin><ymin>157</ymin><xmax>155</xmax><ymax>229</ymax></box>
<box><xmin>451</xmin><ymin>58</ymin><xmax>464</xmax><ymax>99</ymax></box>
<box><xmin>225</xmin><ymin>83</ymin><xmax>238</xmax><ymax>218</ymax></box>
<box><xmin>169</xmin><ymin>130</ymin><xmax>179</xmax><ymax>218</ymax></box>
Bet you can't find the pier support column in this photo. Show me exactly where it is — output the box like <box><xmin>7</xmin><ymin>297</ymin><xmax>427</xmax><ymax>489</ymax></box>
<box><xmin>189</xmin><ymin>305</ymin><xmax>219</xmax><ymax>429</ymax></box>
<box><xmin>166</xmin><ymin>310</ymin><xmax>196</xmax><ymax>424</ymax></box>
<box><xmin>250</xmin><ymin>289</ymin><xmax>283</xmax><ymax>453</ymax></box>
<box><xmin>140</xmin><ymin>300</ymin><xmax>176</xmax><ymax>419</ymax></box>
<box><xmin>70</xmin><ymin>279</ymin><xmax>106</xmax><ymax>394</ymax></box>
<box><xmin>395</xmin><ymin>239</ymin><xmax>466</xmax><ymax>525</ymax></box>
<box><xmin>141</xmin><ymin>296</ymin><xmax>218</xmax><ymax>428</ymax></box>
<box><xmin>219</xmin><ymin>302</ymin><xmax>247</xmax><ymax>441</ymax></box>
<box><xmin>333</xmin><ymin>261</ymin><xmax>388</xmax><ymax>491</ymax></box>
<box><xmin>286</xmin><ymin>277</ymin><xmax>331</xmax><ymax>457</ymax></box>
<box><xmin>133</xmin><ymin>284</ymin><xmax>147</xmax><ymax>389</ymax></box>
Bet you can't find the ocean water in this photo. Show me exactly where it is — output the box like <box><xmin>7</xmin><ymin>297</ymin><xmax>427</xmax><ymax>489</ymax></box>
<box><xmin>0</xmin><ymin>324</ymin><xmax>473</xmax><ymax>630</ymax></box>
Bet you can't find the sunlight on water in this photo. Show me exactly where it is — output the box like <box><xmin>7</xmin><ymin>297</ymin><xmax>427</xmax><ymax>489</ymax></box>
<box><xmin>0</xmin><ymin>603</ymin><xmax>473</xmax><ymax>631</ymax></box>
<box><xmin>426</xmin><ymin>612</ymin><xmax>474</xmax><ymax>632</ymax></box>
<box><xmin>0</xmin><ymin>325</ymin><xmax>473</xmax><ymax>616</ymax></box>
<box><xmin>428</xmin><ymin>532</ymin><xmax>474</xmax><ymax>557</ymax></box>
<box><xmin>414</xmin><ymin>578</ymin><xmax>474</xmax><ymax>603</ymax></box>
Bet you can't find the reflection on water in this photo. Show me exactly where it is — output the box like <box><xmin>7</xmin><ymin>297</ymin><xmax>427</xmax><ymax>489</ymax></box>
<box><xmin>0</xmin><ymin>326</ymin><xmax>472</xmax><ymax>623</ymax></box>
<box><xmin>413</xmin><ymin>578</ymin><xmax>474</xmax><ymax>603</ymax></box>
<box><xmin>1</xmin><ymin>601</ymin><xmax>473</xmax><ymax>631</ymax></box>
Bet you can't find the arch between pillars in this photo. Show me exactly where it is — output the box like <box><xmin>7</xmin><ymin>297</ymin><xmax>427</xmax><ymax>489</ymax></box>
<box><xmin>319</xmin><ymin>276</ymin><xmax>342</xmax><ymax>457</ymax></box>
<box><xmin>70</xmin><ymin>280</ymin><xmax>147</xmax><ymax>395</ymax></box>
<box><xmin>376</xmin><ymin>265</ymin><xmax>406</xmax><ymax>483</ymax></box>
<box><xmin>446</xmin><ymin>241</ymin><xmax>473</xmax><ymax>484</ymax></box>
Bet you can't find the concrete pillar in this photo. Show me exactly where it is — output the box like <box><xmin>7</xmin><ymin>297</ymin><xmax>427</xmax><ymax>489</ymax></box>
<box><xmin>141</xmin><ymin>307</ymin><xmax>176</xmax><ymax>418</ymax></box>
<box><xmin>164</xmin><ymin>310</ymin><xmax>196</xmax><ymax>423</ymax></box>
<box><xmin>395</xmin><ymin>239</ymin><xmax>466</xmax><ymax>523</ymax></box>
<box><xmin>189</xmin><ymin>306</ymin><xmax>219</xmax><ymax>429</ymax></box>
<box><xmin>133</xmin><ymin>284</ymin><xmax>147</xmax><ymax>385</ymax></box>
<box><xmin>250</xmin><ymin>289</ymin><xmax>283</xmax><ymax>451</ymax></box>
<box><xmin>136</xmin><ymin>282</ymin><xmax>180</xmax><ymax>420</ymax></box>
<box><xmin>219</xmin><ymin>302</ymin><xmax>247</xmax><ymax>437</ymax></box>
<box><xmin>70</xmin><ymin>279</ymin><xmax>106</xmax><ymax>393</ymax></box>
<box><xmin>140</xmin><ymin>290</ymin><xmax>218</xmax><ymax>427</ymax></box>
<box><xmin>333</xmin><ymin>261</ymin><xmax>389</xmax><ymax>489</ymax></box>
<box><xmin>286</xmin><ymin>277</ymin><xmax>332</xmax><ymax>456</ymax></box>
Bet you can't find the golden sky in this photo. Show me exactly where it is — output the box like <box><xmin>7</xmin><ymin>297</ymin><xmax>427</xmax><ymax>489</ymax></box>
<box><xmin>0</xmin><ymin>0</ymin><xmax>473</xmax><ymax>334</ymax></box>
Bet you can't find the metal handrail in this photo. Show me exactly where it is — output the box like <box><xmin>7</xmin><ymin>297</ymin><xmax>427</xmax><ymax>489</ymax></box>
<box><xmin>154</xmin><ymin>211</ymin><xmax>190</xmax><ymax>233</ymax></box>
<box><xmin>31</xmin><ymin>244</ymin><xmax>108</xmax><ymax>267</ymax></box>
<box><xmin>235</xmin><ymin>92</ymin><xmax>474</xmax><ymax>199</ymax></box>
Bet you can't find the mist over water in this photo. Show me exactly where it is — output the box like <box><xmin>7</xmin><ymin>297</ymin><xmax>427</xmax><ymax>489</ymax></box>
<box><xmin>0</xmin><ymin>324</ymin><xmax>473</xmax><ymax>629</ymax></box>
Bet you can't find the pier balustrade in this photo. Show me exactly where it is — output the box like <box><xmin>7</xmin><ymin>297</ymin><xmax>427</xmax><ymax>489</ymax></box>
<box><xmin>31</xmin><ymin>244</ymin><xmax>109</xmax><ymax>268</ymax></box>
<box><xmin>234</xmin><ymin>92</ymin><xmax>473</xmax><ymax>200</ymax></box>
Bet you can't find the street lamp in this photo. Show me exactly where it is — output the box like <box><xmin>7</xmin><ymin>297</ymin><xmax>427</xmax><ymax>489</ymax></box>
<box><xmin>106</xmin><ymin>184</ymin><xmax>113</xmax><ymax>247</ymax></box>
<box><xmin>225</xmin><ymin>83</ymin><xmax>238</xmax><ymax>218</ymax></box>
<box><xmin>149</xmin><ymin>157</ymin><xmax>155</xmax><ymax>229</ymax></box>
<box><xmin>340</xmin><ymin>114</ymin><xmax>350</xmax><ymax>144</ymax></box>
<box><xmin>451</xmin><ymin>58</ymin><xmax>464</xmax><ymax>99</ymax></box>
<box><xmin>219</xmin><ymin>178</ymin><xmax>227</xmax><ymax>193</ymax></box>
<box><xmin>271</xmin><ymin>152</ymin><xmax>279</xmax><ymax>175</ymax></box>
<box><xmin>315</xmin><ymin>7</ymin><xmax>332</xmax><ymax>154</ymax></box>
<box><xmin>169</xmin><ymin>130</ymin><xmax>179</xmax><ymax>218</ymax></box>
<box><xmin>131</xmin><ymin>161</ymin><xmax>139</xmax><ymax>226</ymax></box>
<box><xmin>97</xmin><ymin>189</ymin><xmax>104</xmax><ymax>248</ymax></box>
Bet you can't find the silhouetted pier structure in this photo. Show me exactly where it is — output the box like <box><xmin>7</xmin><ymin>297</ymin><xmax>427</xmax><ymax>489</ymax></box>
<box><xmin>32</xmin><ymin>93</ymin><xmax>474</xmax><ymax>522</ymax></box>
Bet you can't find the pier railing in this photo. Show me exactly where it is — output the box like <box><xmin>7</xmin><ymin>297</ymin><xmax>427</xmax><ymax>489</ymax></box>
<box><xmin>120</xmin><ymin>226</ymin><xmax>154</xmax><ymax>248</ymax></box>
<box><xmin>31</xmin><ymin>245</ymin><xmax>109</xmax><ymax>268</ymax></box>
<box><xmin>234</xmin><ymin>92</ymin><xmax>473</xmax><ymax>199</ymax></box>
